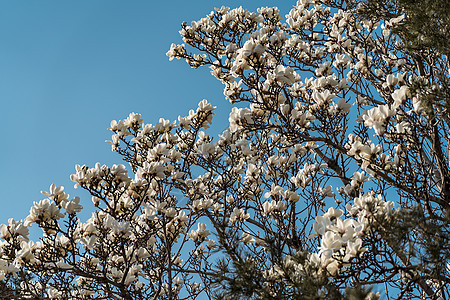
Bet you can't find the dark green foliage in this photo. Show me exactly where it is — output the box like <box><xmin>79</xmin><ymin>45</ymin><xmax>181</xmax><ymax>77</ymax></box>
<box><xmin>209</xmin><ymin>233</ymin><xmax>372</xmax><ymax>299</ymax></box>
<box><xmin>360</xmin><ymin>0</ymin><xmax>450</xmax><ymax>143</ymax></box>
<box><xmin>377</xmin><ymin>205</ymin><xmax>450</xmax><ymax>292</ymax></box>
<box><xmin>359</xmin><ymin>0</ymin><xmax>450</xmax><ymax>55</ymax></box>
<box><xmin>0</xmin><ymin>271</ymin><xmax>39</xmax><ymax>299</ymax></box>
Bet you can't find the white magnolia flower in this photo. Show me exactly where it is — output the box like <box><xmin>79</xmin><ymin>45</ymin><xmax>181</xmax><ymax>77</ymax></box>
<box><xmin>0</xmin><ymin>218</ymin><xmax>29</xmax><ymax>242</ymax></box>
<box><xmin>334</xmin><ymin>98</ymin><xmax>351</xmax><ymax>113</ymax></box>
<box><xmin>64</xmin><ymin>197</ymin><xmax>83</xmax><ymax>214</ymax></box>
<box><xmin>312</xmin><ymin>90</ymin><xmax>335</xmax><ymax>106</ymax></box>
<box><xmin>229</xmin><ymin>107</ymin><xmax>253</xmax><ymax>132</ymax></box>
<box><xmin>317</xmin><ymin>185</ymin><xmax>335</xmax><ymax>198</ymax></box>
<box><xmin>41</xmin><ymin>184</ymin><xmax>69</xmax><ymax>205</ymax></box>
<box><xmin>229</xmin><ymin>208</ymin><xmax>250</xmax><ymax>223</ymax></box>
<box><xmin>25</xmin><ymin>199</ymin><xmax>64</xmax><ymax>226</ymax></box>
<box><xmin>391</xmin><ymin>85</ymin><xmax>410</xmax><ymax>107</ymax></box>
<box><xmin>241</xmin><ymin>232</ymin><xmax>255</xmax><ymax>244</ymax></box>
<box><xmin>271</xmin><ymin>65</ymin><xmax>297</xmax><ymax>85</ymax></box>
<box><xmin>189</xmin><ymin>223</ymin><xmax>210</xmax><ymax>242</ymax></box>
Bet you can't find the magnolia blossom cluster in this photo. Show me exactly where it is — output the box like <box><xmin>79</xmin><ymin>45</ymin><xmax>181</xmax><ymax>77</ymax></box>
<box><xmin>308</xmin><ymin>192</ymin><xmax>396</xmax><ymax>276</ymax></box>
<box><xmin>0</xmin><ymin>186</ymin><xmax>210</xmax><ymax>298</ymax></box>
<box><xmin>260</xmin><ymin>191</ymin><xmax>396</xmax><ymax>297</ymax></box>
<box><xmin>163</xmin><ymin>0</ymin><xmax>448</xmax><ymax>296</ymax></box>
<box><xmin>1</xmin><ymin>0</ymin><xmax>448</xmax><ymax>298</ymax></box>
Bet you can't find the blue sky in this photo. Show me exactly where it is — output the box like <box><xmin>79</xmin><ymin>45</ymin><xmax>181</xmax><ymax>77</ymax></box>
<box><xmin>0</xmin><ymin>1</ymin><xmax>295</xmax><ymax>225</ymax></box>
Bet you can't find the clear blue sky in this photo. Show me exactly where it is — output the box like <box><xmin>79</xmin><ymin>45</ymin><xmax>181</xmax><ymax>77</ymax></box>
<box><xmin>0</xmin><ymin>1</ymin><xmax>295</xmax><ymax>225</ymax></box>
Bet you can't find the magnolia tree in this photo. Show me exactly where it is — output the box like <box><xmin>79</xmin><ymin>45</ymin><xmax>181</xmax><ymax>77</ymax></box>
<box><xmin>1</xmin><ymin>0</ymin><xmax>449</xmax><ymax>299</ymax></box>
